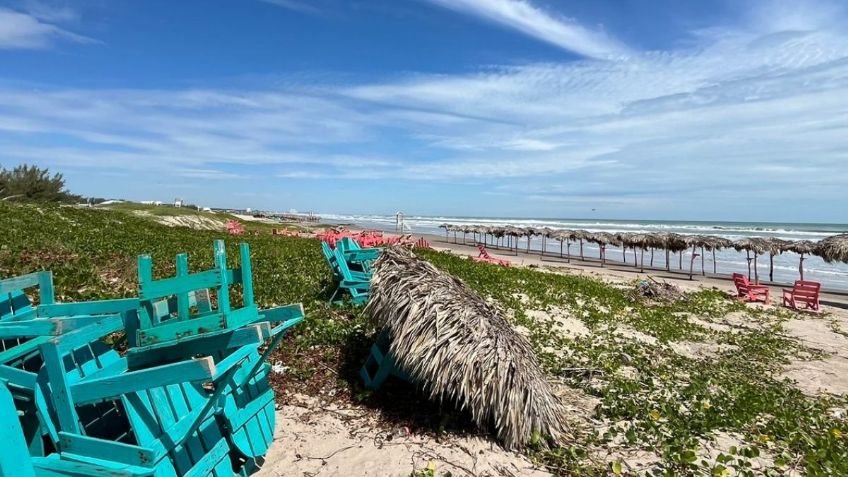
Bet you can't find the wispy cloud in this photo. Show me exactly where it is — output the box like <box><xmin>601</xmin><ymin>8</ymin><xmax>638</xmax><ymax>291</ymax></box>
<box><xmin>258</xmin><ymin>0</ymin><xmax>324</xmax><ymax>15</ymax></box>
<box><xmin>0</xmin><ymin>6</ymin><xmax>94</xmax><ymax>49</ymax></box>
<box><xmin>1</xmin><ymin>1</ymin><xmax>847</xmax><ymax>217</ymax></box>
<box><xmin>420</xmin><ymin>0</ymin><xmax>630</xmax><ymax>59</ymax></box>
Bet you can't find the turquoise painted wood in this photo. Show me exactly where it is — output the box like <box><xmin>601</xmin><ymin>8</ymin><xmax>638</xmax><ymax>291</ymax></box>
<box><xmin>321</xmin><ymin>242</ymin><xmax>370</xmax><ymax>282</ymax></box>
<box><xmin>331</xmin><ymin>248</ymin><xmax>371</xmax><ymax>305</ymax></box>
<box><xmin>34</xmin><ymin>334</ymin><xmax>246</xmax><ymax>477</ymax></box>
<box><xmin>335</xmin><ymin>238</ymin><xmax>380</xmax><ymax>266</ymax></box>
<box><xmin>128</xmin><ymin>240</ymin><xmax>306</xmax><ymax>473</ymax></box>
<box><xmin>0</xmin><ymin>272</ymin><xmax>139</xmax><ymax>458</ymax></box>
<box><xmin>131</xmin><ymin>240</ymin><xmax>288</xmax><ymax>349</ymax></box>
<box><xmin>2</xmin><ymin>379</ymin><xmax>149</xmax><ymax>477</ymax></box>
<box><xmin>0</xmin><ymin>241</ymin><xmax>306</xmax><ymax>476</ymax></box>
<box><xmin>359</xmin><ymin>330</ymin><xmax>410</xmax><ymax>390</ymax></box>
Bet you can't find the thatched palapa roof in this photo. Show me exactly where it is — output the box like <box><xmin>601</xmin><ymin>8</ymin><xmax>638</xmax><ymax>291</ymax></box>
<box><xmin>816</xmin><ymin>234</ymin><xmax>848</xmax><ymax>263</ymax></box>
<box><xmin>365</xmin><ymin>248</ymin><xmax>571</xmax><ymax>449</ymax></box>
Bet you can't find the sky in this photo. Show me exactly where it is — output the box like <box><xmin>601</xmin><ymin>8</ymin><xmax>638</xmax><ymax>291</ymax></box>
<box><xmin>0</xmin><ymin>0</ymin><xmax>847</xmax><ymax>222</ymax></box>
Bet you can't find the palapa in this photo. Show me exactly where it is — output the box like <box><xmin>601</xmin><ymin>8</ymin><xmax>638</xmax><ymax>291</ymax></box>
<box><xmin>365</xmin><ymin>247</ymin><xmax>571</xmax><ymax>449</ymax></box>
<box><xmin>816</xmin><ymin>234</ymin><xmax>848</xmax><ymax>264</ymax></box>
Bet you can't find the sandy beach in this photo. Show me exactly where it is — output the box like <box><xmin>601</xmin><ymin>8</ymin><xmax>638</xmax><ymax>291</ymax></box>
<box><xmin>252</xmin><ymin>227</ymin><xmax>848</xmax><ymax>476</ymax></box>
<box><xmin>333</xmin><ymin>227</ymin><xmax>848</xmax><ymax>308</ymax></box>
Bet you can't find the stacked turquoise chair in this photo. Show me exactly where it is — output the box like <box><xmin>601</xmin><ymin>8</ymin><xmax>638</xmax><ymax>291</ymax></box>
<box><xmin>126</xmin><ymin>240</ymin><xmax>303</xmax><ymax>473</ymax></box>
<box><xmin>335</xmin><ymin>237</ymin><xmax>380</xmax><ymax>271</ymax></box>
<box><xmin>0</xmin><ymin>271</ymin><xmax>138</xmax><ymax>458</ymax></box>
<box><xmin>0</xmin><ymin>240</ymin><xmax>305</xmax><ymax>476</ymax></box>
<box><xmin>320</xmin><ymin>241</ymin><xmax>374</xmax><ymax>305</ymax></box>
<box><xmin>316</xmin><ymin>240</ymin><xmax>408</xmax><ymax>389</ymax></box>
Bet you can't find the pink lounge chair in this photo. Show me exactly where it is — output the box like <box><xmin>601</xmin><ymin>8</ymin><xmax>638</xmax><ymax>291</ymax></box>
<box><xmin>473</xmin><ymin>245</ymin><xmax>510</xmax><ymax>266</ymax></box>
<box><xmin>226</xmin><ymin>219</ymin><xmax>245</xmax><ymax>235</ymax></box>
<box><xmin>782</xmin><ymin>280</ymin><xmax>821</xmax><ymax>312</ymax></box>
<box><xmin>732</xmin><ymin>272</ymin><xmax>770</xmax><ymax>304</ymax></box>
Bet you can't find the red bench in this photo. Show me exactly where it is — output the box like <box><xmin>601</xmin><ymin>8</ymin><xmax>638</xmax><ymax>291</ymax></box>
<box><xmin>473</xmin><ymin>245</ymin><xmax>510</xmax><ymax>266</ymax></box>
<box><xmin>782</xmin><ymin>280</ymin><xmax>821</xmax><ymax>312</ymax></box>
<box><xmin>732</xmin><ymin>272</ymin><xmax>770</xmax><ymax>304</ymax></box>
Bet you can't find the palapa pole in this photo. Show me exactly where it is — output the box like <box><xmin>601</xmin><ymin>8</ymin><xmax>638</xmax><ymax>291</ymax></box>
<box><xmin>799</xmin><ymin>254</ymin><xmax>805</xmax><ymax>281</ymax></box>
<box><xmin>746</xmin><ymin>251</ymin><xmax>752</xmax><ymax>280</ymax></box>
<box><xmin>689</xmin><ymin>250</ymin><xmax>699</xmax><ymax>280</ymax></box>
<box><xmin>769</xmin><ymin>253</ymin><xmax>775</xmax><ymax>282</ymax></box>
<box><xmin>640</xmin><ymin>247</ymin><xmax>645</xmax><ymax>272</ymax></box>
<box><xmin>701</xmin><ymin>246</ymin><xmax>705</xmax><ymax>276</ymax></box>
<box><xmin>753</xmin><ymin>254</ymin><xmax>759</xmax><ymax>283</ymax></box>
<box><xmin>579</xmin><ymin>239</ymin><xmax>584</xmax><ymax>261</ymax></box>
<box><xmin>712</xmin><ymin>249</ymin><xmax>717</xmax><ymax>274</ymax></box>
<box><xmin>650</xmin><ymin>248</ymin><xmax>654</xmax><ymax>267</ymax></box>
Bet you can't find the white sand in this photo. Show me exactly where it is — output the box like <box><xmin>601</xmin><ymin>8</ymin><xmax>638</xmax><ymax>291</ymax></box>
<box><xmin>256</xmin><ymin>397</ymin><xmax>551</xmax><ymax>477</ymax></box>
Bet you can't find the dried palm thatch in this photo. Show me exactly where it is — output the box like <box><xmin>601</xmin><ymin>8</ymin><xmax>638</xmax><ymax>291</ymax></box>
<box><xmin>629</xmin><ymin>276</ymin><xmax>687</xmax><ymax>303</ymax></box>
<box><xmin>817</xmin><ymin>234</ymin><xmax>848</xmax><ymax>264</ymax></box>
<box><xmin>365</xmin><ymin>247</ymin><xmax>571</xmax><ymax>449</ymax></box>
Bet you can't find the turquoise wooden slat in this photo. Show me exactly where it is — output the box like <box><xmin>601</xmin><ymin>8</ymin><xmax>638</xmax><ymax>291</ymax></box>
<box><xmin>70</xmin><ymin>357</ymin><xmax>215</xmax><ymax>406</ymax></box>
<box><xmin>214</xmin><ymin>240</ymin><xmax>231</xmax><ymax>313</ymax></box>
<box><xmin>0</xmin><ymin>315</ymin><xmax>121</xmax><ymax>339</ymax></box>
<box><xmin>36</xmin><ymin>298</ymin><xmax>139</xmax><ymax>318</ymax></box>
<box><xmin>134</xmin><ymin>305</ymin><xmax>259</xmax><ymax>347</ymax></box>
<box><xmin>58</xmin><ymin>432</ymin><xmax>157</xmax><ymax>468</ymax></box>
<box><xmin>36</xmin><ymin>273</ymin><xmax>55</xmax><ymax>306</ymax></box>
<box><xmin>240</xmin><ymin>243</ymin><xmax>254</xmax><ymax>307</ymax></box>
<box><xmin>175</xmin><ymin>254</ymin><xmax>191</xmax><ymax>321</ymax></box>
<box><xmin>125</xmin><ymin>323</ymin><xmax>267</xmax><ymax>369</ymax></box>
<box><xmin>0</xmin><ymin>272</ymin><xmax>47</xmax><ymax>296</ymax></box>
<box><xmin>50</xmin><ymin>316</ymin><xmax>124</xmax><ymax>355</ymax></box>
<box><xmin>0</xmin><ymin>378</ymin><xmax>38</xmax><ymax>477</ymax></box>
<box><xmin>139</xmin><ymin>269</ymin><xmax>223</xmax><ymax>301</ymax></box>
<box><xmin>0</xmin><ymin>364</ymin><xmax>37</xmax><ymax>390</ymax></box>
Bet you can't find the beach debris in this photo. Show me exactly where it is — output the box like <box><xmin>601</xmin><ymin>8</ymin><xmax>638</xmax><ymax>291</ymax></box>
<box><xmin>365</xmin><ymin>247</ymin><xmax>572</xmax><ymax>450</ymax></box>
<box><xmin>629</xmin><ymin>276</ymin><xmax>687</xmax><ymax>303</ymax></box>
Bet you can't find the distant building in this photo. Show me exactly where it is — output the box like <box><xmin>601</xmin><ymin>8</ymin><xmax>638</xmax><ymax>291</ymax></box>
<box><xmin>140</xmin><ymin>200</ymin><xmax>163</xmax><ymax>206</ymax></box>
<box><xmin>174</xmin><ymin>198</ymin><xmax>184</xmax><ymax>208</ymax></box>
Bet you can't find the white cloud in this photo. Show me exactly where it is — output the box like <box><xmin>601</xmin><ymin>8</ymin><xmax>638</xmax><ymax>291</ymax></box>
<box><xmin>420</xmin><ymin>0</ymin><xmax>630</xmax><ymax>59</ymax></box>
<box><xmin>258</xmin><ymin>0</ymin><xmax>323</xmax><ymax>15</ymax></box>
<box><xmin>0</xmin><ymin>7</ymin><xmax>93</xmax><ymax>49</ymax></box>
<box><xmin>1</xmin><ymin>0</ymin><xmax>847</xmax><ymax>216</ymax></box>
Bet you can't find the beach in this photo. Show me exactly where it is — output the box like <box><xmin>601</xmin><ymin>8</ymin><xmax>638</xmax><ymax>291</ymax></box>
<box><xmin>252</xmin><ymin>225</ymin><xmax>848</xmax><ymax>476</ymax></box>
<box><xmin>322</xmin><ymin>214</ymin><xmax>848</xmax><ymax>291</ymax></box>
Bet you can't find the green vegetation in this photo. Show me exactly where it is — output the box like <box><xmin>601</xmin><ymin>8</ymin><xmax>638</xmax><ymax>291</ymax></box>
<box><xmin>2</xmin><ymin>201</ymin><xmax>845</xmax><ymax>476</ymax></box>
<box><xmin>416</xmin><ymin>249</ymin><xmax>848</xmax><ymax>476</ymax></box>
<box><xmin>0</xmin><ymin>164</ymin><xmax>80</xmax><ymax>203</ymax></box>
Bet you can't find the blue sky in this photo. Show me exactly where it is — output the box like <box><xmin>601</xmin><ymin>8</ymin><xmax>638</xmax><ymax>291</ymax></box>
<box><xmin>1</xmin><ymin>0</ymin><xmax>846</xmax><ymax>222</ymax></box>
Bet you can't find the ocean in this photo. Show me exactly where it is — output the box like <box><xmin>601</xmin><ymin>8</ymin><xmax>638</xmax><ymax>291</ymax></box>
<box><xmin>320</xmin><ymin>214</ymin><xmax>848</xmax><ymax>291</ymax></box>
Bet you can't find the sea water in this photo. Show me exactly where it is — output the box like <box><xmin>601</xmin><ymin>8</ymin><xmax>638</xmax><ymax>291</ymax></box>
<box><xmin>320</xmin><ymin>214</ymin><xmax>848</xmax><ymax>291</ymax></box>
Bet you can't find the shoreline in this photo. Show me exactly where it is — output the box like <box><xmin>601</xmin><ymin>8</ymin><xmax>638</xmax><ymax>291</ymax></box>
<box><xmin>359</xmin><ymin>228</ymin><xmax>848</xmax><ymax>309</ymax></box>
<box><xmin>315</xmin><ymin>222</ymin><xmax>848</xmax><ymax>308</ymax></box>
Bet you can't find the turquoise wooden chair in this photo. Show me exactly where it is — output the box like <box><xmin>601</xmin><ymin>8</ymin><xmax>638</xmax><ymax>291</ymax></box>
<box><xmin>335</xmin><ymin>238</ymin><xmax>380</xmax><ymax>269</ymax></box>
<box><xmin>329</xmin><ymin>247</ymin><xmax>371</xmax><ymax>305</ymax></box>
<box><xmin>0</xmin><ymin>272</ymin><xmax>139</xmax><ymax>457</ymax></box>
<box><xmin>127</xmin><ymin>240</ymin><xmax>304</xmax><ymax>470</ymax></box>
<box><xmin>1</xmin><ymin>378</ymin><xmax>145</xmax><ymax>477</ymax></box>
<box><xmin>33</xmin><ymin>323</ymin><xmax>260</xmax><ymax>477</ymax></box>
<box><xmin>358</xmin><ymin>330</ymin><xmax>411</xmax><ymax>390</ymax></box>
<box><xmin>129</xmin><ymin>240</ymin><xmax>303</xmax><ymax>350</ymax></box>
<box><xmin>321</xmin><ymin>242</ymin><xmax>370</xmax><ymax>282</ymax></box>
